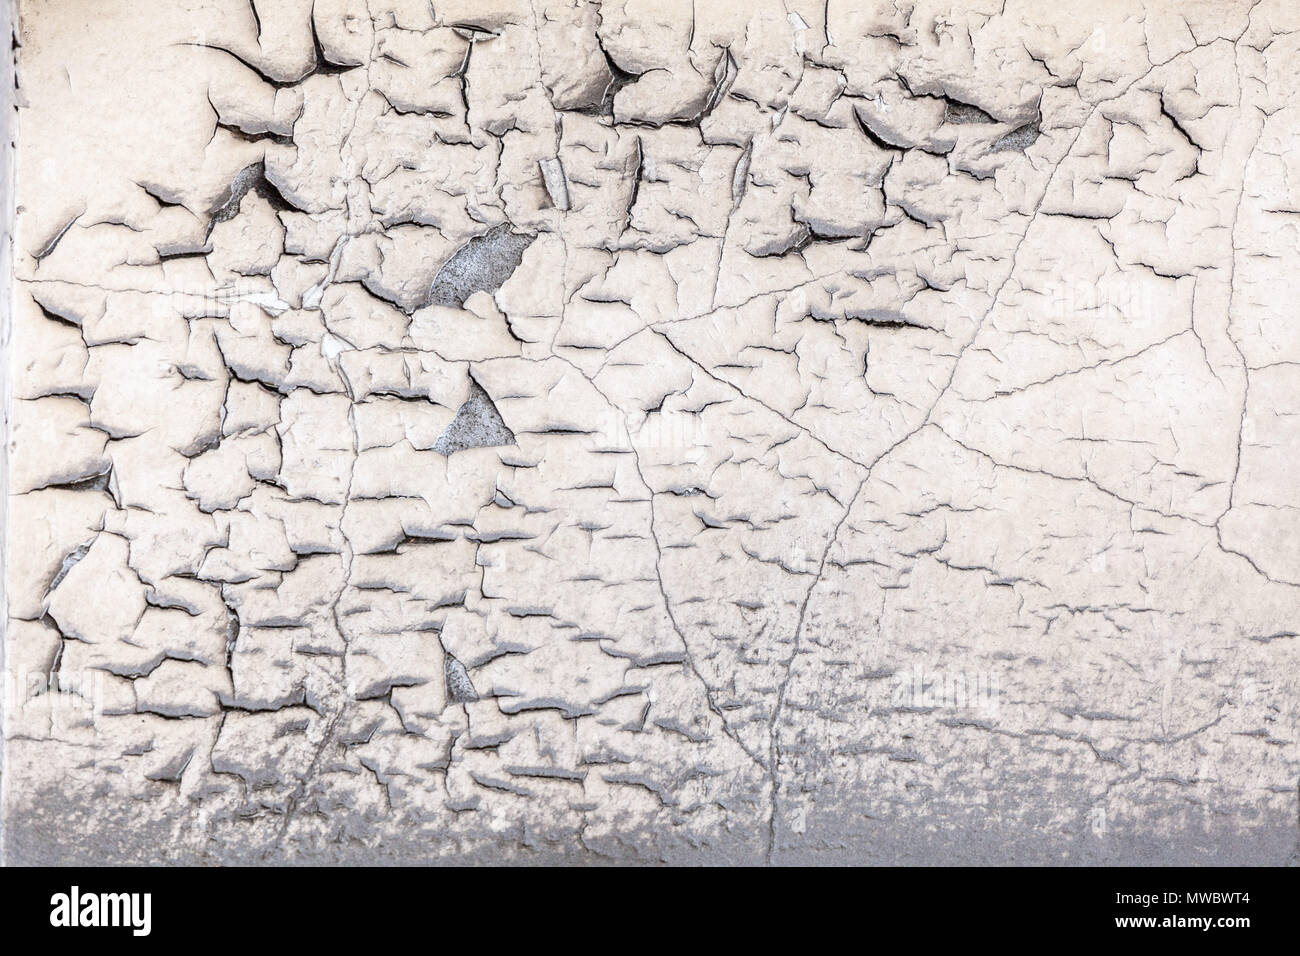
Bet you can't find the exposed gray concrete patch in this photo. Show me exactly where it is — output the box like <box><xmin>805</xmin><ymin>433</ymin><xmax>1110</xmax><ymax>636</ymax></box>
<box><xmin>427</xmin><ymin>224</ymin><xmax>535</xmax><ymax>308</ymax></box>
<box><xmin>443</xmin><ymin>653</ymin><xmax>478</xmax><ymax>704</ymax></box>
<box><xmin>432</xmin><ymin>378</ymin><xmax>516</xmax><ymax>456</ymax></box>
<box><xmin>990</xmin><ymin>122</ymin><xmax>1040</xmax><ymax>153</ymax></box>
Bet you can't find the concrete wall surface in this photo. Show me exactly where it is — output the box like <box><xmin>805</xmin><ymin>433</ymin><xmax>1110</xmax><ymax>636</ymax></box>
<box><xmin>2</xmin><ymin>0</ymin><xmax>1298</xmax><ymax>865</ymax></box>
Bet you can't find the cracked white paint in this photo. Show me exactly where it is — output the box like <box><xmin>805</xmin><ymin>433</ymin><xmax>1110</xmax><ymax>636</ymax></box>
<box><xmin>2</xmin><ymin>0</ymin><xmax>1299</xmax><ymax>865</ymax></box>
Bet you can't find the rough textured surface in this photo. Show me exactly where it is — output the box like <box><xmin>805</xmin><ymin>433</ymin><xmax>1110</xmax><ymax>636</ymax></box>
<box><xmin>2</xmin><ymin>0</ymin><xmax>1299</xmax><ymax>865</ymax></box>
